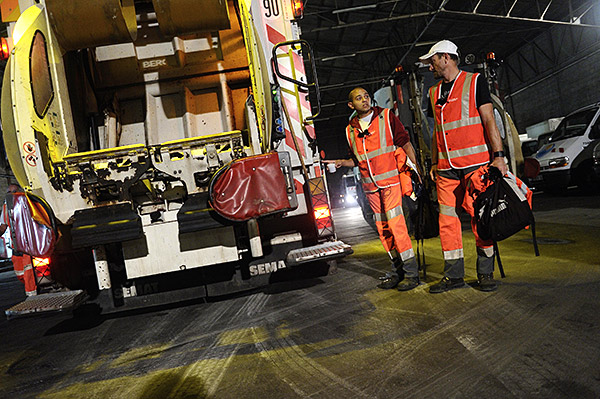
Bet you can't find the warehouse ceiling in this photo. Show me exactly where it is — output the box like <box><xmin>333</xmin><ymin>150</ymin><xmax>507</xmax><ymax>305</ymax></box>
<box><xmin>297</xmin><ymin>0</ymin><xmax>600</xmax><ymax>126</ymax></box>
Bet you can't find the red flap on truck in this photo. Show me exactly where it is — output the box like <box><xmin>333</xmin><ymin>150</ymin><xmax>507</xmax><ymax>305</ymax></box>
<box><xmin>7</xmin><ymin>193</ymin><xmax>57</xmax><ymax>258</ymax></box>
<box><xmin>210</xmin><ymin>152</ymin><xmax>291</xmax><ymax>221</ymax></box>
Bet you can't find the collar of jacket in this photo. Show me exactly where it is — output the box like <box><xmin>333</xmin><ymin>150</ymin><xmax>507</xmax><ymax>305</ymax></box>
<box><xmin>348</xmin><ymin>106</ymin><xmax>385</xmax><ymax>130</ymax></box>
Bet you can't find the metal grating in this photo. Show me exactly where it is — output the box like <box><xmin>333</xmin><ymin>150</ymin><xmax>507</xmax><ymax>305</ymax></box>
<box><xmin>5</xmin><ymin>290</ymin><xmax>86</xmax><ymax>319</ymax></box>
<box><xmin>287</xmin><ymin>240</ymin><xmax>353</xmax><ymax>265</ymax></box>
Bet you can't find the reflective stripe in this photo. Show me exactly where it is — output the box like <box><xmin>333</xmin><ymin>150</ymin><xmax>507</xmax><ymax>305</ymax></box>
<box><xmin>438</xmin><ymin>144</ymin><xmax>489</xmax><ymax>160</ymax></box>
<box><xmin>363</xmin><ymin>182</ymin><xmax>399</xmax><ymax>194</ymax></box>
<box><xmin>439</xmin><ymin>203</ymin><xmax>458</xmax><ymax>218</ymax></box>
<box><xmin>399</xmin><ymin>248</ymin><xmax>415</xmax><ymax>261</ymax></box>
<box><xmin>361</xmin><ymin>169</ymin><xmax>398</xmax><ymax>184</ymax></box>
<box><xmin>386</xmin><ymin>204</ymin><xmax>404</xmax><ymax>220</ymax></box>
<box><xmin>441</xmin><ymin>116</ymin><xmax>481</xmax><ymax>131</ymax></box>
<box><xmin>374</xmin><ymin>212</ymin><xmax>385</xmax><ymax>223</ymax></box>
<box><xmin>477</xmin><ymin>246</ymin><xmax>494</xmax><ymax>257</ymax></box>
<box><xmin>23</xmin><ymin>265</ymin><xmax>33</xmax><ymax>271</ymax></box>
<box><xmin>505</xmin><ymin>174</ymin><xmax>528</xmax><ymax>200</ymax></box>
<box><xmin>443</xmin><ymin>249</ymin><xmax>464</xmax><ymax>260</ymax></box>
<box><xmin>461</xmin><ymin>72</ymin><xmax>473</xmax><ymax>120</ymax></box>
<box><xmin>25</xmin><ymin>290</ymin><xmax>37</xmax><ymax>296</ymax></box>
<box><xmin>361</xmin><ymin>145</ymin><xmax>397</xmax><ymax>159</ymax></box>
<box><xmin>15</xmin><ymin>270</ymin><xmax>24</xmax><ymax>276</ymax></box>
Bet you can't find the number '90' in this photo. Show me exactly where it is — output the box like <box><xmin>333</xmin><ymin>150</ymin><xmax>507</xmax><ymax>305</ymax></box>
<box><xmin>264</xmin><ymin>0</ymin><xmax>280</xmax><ymax>17</ymax></box>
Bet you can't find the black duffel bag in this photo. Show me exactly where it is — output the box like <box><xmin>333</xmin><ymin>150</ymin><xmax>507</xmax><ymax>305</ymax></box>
<box><xmin>474</xmin><ymin>167</ymin><xmax>534</xmax><ymax>242</ymax></box>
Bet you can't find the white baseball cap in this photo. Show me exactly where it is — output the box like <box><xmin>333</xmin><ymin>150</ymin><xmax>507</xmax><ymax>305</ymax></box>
<box><xmin>419</xmin><ymin>40</ymin><xmax>459</xmax><ymax>62</ymax></box>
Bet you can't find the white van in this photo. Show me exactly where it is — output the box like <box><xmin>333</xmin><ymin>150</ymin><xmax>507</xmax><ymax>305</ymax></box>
<box><xmin>530</xmin><ymin>103</ymin><xmax>600</xmax><ymax>192</ymax></box>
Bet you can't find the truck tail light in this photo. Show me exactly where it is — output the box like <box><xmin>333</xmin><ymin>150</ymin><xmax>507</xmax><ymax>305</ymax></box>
<box><xmin>308</xmin><ymin>177</ymin><xmax>334</xmax><ymax>238</ymax></box>
<box><xmin>0</xmin><ymin>37</ymin><xmax>10</xmax><ymax>60</ymax></box>
<box><xmin>32</xmin><ymin>257</ymin><xmax>52</xmax><ymax>281</ymax></box>
<box><xmin>292</xmin><ymin>0</ymin><xmax>304</xmax><ymax>19</ymax></box>
<box><xmin>314</xmin><ymin>206</ymin><xmax>331</xmax><ymax>220</ymax></box>
<box><xmin>32</xmin><ymin>257</ymin><xmax>50</xmax><ymax>267</ymax></box>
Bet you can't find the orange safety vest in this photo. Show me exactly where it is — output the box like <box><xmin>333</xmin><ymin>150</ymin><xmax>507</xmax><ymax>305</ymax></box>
<box><xmin>346</xmin><ymin>108</ymin><xmax>403</xmax><ymax>194</ymax></box>
<box><xmin>430</xmin><ymin>71</ymin><xmax>490</xmax><ymax>171</ymax></box>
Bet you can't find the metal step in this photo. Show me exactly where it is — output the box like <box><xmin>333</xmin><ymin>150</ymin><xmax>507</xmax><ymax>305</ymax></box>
<box><xmin>5</xmin><ymin>290</ymin><xmax>87</xmax><ymax>320</ymax></box>
<box><xmin>286</xmin><ymin>240</ymin><xmax>353</xmax><ymax>266</ymax></box>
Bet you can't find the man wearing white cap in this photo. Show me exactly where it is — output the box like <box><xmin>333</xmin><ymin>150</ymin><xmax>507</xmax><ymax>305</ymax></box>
<box><xmin>419</xmin><ymin>40</ymin><xmax>508</xmax><ymax>293</ymax></box>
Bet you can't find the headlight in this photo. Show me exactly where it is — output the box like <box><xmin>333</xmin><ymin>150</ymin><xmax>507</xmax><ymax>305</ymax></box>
<box><xmin>593</xmin><ymin>142</ymin><xmax>600</xmax><ymax>164</ymax></box>
<box><xmin>548</xmin><ymin>156</ymin><xmax>569</xmax><ymax>168</ymax></box>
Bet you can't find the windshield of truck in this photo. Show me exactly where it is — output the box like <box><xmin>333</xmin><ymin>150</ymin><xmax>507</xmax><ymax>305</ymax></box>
<box><xmin>550</xmin><ymin>107</ymin><xmax>598</xmax><ymax>141</ymax></box>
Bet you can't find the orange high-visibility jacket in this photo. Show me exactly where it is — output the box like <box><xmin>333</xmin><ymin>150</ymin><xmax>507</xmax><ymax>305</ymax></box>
<box><xmin>346</xmin><ymin>108</ymin><xmax>407</xmax><ymax>194</ymax></box>
<box><xmin>430</xmin><ymin>71</ymin><xmax>491</xmax><ymax>171</ymax></box>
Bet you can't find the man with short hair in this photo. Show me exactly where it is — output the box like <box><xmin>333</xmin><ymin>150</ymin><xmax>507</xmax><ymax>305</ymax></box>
<box><xmin>327</xmin><ymin>87</ymin><xmax>422</xmax><ymax>291</ymax></box>
<box><xmin>420</xmin><ymin>40</ymin><xmax>508</xmax><ymax>293</ymax></box>
<box><xmin>0</xmin><ymin>184</ymin><xmax>38</xmax><ymax>296</ymax></box>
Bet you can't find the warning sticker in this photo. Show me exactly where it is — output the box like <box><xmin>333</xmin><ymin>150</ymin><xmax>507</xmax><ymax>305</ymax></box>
<box><xmin>25</xmin><ymin>154</ymin><xmax>37</xmax><ymax>167</ymax></box>
<box><xmin>23</xmin><ymin>141</ymin><xmax>35</xmax><ymax>153</ymax></box>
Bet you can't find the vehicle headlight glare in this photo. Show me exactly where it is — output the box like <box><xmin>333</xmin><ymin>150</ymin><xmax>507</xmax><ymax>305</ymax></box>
<box><xmin>548</xmin><ymin>156</ymin><xmax>569</xmax><ymax>168</ymax></box>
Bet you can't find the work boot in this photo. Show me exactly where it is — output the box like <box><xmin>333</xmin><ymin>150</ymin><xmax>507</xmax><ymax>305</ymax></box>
<box><xmin>478</xmin><ymin>273</ymin><xmax>498</xmax><ymax>292</ymax></box>
<box><xmin>377</xmin><ymin>272</ymin><xmax>400</xmax><ymax>289</ymax></box>
<box><xmin>429</xmin><ymin>276</ymin><xmax>466</xmax><ymax>294</ymax></box>
<box><xmin>397</xmin><ymin>277</ymin><xmax>420</xmax><ymax>291</ymax></box>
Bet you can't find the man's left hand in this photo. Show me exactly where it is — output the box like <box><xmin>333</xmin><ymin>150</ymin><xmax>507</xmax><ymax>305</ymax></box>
<box><xmin>491</xmin><ymin>156</ymin><xmax>508</xmax><ymax>175</ymax></box>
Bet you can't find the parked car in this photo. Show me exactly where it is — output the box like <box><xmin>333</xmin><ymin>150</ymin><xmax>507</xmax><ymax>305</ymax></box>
<box><xmin>529</xmin><ymin>103</ymin><xmax>600</xmax><ymax>193</ymax></box>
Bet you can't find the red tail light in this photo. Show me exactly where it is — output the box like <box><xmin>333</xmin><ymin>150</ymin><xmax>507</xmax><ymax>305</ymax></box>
<box><xmin>314</xmin><ymin>206</ymin><xmax>331</xmax><ymax>220</ymax></box>
<box><xmin>292</xmin><ymin>0</ymin><xmax>304</xmax><ymax>19</ymax></box>
<box><xmin>308</xmin><ymin>177</ymin><xmax>334</xmax><ymax>238</ymax></box>
<box><xmin>32</xmin><ymin>257</ymin><xmax>50</xmax><ymax>268</ymax></box>
<box><xmin>0</xmin><ymin>37</ymin><xmax>10</xmax><ymax>60</ymax></box>
<box><xmin>32</xmin><ymin>257</ymin><xmax>51</xmax><ymax>280</ymax></box>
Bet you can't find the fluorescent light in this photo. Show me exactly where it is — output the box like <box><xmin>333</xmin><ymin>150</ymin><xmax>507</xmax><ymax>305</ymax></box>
<box><xmin>332</xmin><ymin>4</ymin><xmax>377</xmax><ymax>14</ymax></box>
<box><xmin>321</xmin><ymin>53</ymin><xmax>356</xmax><ymax>62</ymax></box>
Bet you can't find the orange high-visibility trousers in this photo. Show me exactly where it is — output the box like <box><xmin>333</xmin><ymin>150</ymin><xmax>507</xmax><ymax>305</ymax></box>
<box><xmin>366</xmin><ymin>184</ymin><xmax>415</xmax><ymax>264</ymax></box>
<box><xmin>436</xmin><ymin>174</ymin><xmax>494</xmax><ymax>276</ymax></box>
<box><xmin>12</xmin><ymin>254</ymin><xmax>37</xmax><ymax>296</ymax></box>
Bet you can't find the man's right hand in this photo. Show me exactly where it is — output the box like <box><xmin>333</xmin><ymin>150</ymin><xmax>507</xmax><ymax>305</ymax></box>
<box><xmin>324</xmin><ymin>159</ymin><xmax>354</xmax><ymax>168</ymax></box>
<box><xmin>429</xmin><ymin>164</ymin><xmax>438</xmax><ymax>182</ymax></box>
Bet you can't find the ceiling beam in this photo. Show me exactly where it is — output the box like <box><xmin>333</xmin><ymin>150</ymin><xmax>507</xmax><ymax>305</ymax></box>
<box><xmin>441</xmin><ymin>8</ymin><xmax>600</xmax><ymax>29</ymax></box>
<box><xmin>307</xmin><ymin>11</ymin><xmax>435</xmax><ymax>33</ymax></box>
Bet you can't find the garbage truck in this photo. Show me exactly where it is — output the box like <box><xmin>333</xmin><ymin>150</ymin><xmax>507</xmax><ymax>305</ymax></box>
<box><xmin>1</xmin><ymin>0</ymin><xmax>351</xmax><ymax>318</ymax></box>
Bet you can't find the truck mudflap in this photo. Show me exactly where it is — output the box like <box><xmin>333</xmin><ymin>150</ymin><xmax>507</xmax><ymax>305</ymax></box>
<box><xmin>5</xmin><ymin>290</ymin><xmax>86</xmax><ymax>320</ymax></box>
<box><xmin>286</xmin><ymin>241</ymin><xmax>353</xmax><ymax>267</ymax></box>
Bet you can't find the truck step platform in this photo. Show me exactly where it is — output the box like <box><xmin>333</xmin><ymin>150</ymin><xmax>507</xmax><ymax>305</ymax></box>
<box><xmin>287</xmin><ymin>241</ymin><xmax>353</xmax><ymax>266</ymax></box>
<box><xmin>5</xmin><ymin>290</ymin><xmax>86</xmax><ymax>320</ymax></box>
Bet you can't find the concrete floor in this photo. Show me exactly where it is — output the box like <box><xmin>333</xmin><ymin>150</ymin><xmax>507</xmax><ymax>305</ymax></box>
<box><xmin>0</xmin><ymin>190</ymin><xmax>599</xmax><ymax>398</ymax></box>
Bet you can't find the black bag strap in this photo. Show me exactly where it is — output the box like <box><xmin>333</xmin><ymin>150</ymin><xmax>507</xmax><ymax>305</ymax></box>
<box><xmin>531</xmin><ymin>221</ymin><xmax>540</xmax><ymax>256</ymax></box>
<box><xmin>493</xmin><ymin>241</ymin><xmax>506</xmax><ymax>278</ymax></box>
<box><xmin>416</xmin><ymin>238</ymin><xmax>427</xmax><ymax>279</ymax></box>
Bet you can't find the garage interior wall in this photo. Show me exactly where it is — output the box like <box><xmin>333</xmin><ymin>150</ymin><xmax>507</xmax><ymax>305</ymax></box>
<box><xmin>500</xmin><ymin>24</ymin><xmax>600</xmax><ymax>133</ymax></box>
